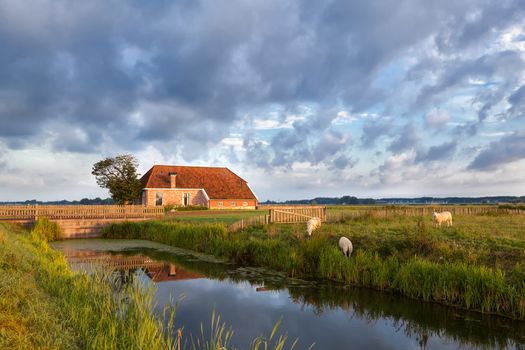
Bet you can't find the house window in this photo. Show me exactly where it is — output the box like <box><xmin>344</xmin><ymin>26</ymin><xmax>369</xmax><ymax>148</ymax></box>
<box><xmin>182</xmin><ymin>193</ymin><xmax>191</xmax><ymax>207</ymax></box>
<box><xmin>243</xmin><ymin>202</ymin><xmax>248</xmax><ymax>206</ymax></box>
<box><xmin>217</xmin><ymin>202</ymin><xmax>223</xmax><ymax>207</ymax></box>
<box><xmin>155</xmin><ymin>192</ymin><xmax>163</xmax><ymax>206</ymax></box>
<box><xmin>231</xmin><ymin>202</ymin><xmax>236</xmax><ymax>206</ymax></box>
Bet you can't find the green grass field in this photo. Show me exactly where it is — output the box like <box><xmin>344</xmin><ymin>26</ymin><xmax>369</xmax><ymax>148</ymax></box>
<box><xmin>164</xmin><ymin>209</ymin><xmax>265</xmax><ymax>225</ymax></box>
<box><xmin>321</xmin><ymin>209</ymin><xmax>525</xmax><ymax>273</ymax></box>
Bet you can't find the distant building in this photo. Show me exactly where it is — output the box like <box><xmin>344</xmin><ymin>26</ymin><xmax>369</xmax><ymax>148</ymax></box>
<box><xmin>140</xmin><ymin>165</ymin><xmax>258</xmax><ymax>209</ymax></box>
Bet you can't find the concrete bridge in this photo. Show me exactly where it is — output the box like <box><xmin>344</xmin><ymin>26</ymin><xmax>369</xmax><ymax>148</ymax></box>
<box><xmin>0</xmin><ymin>205</ymin><xmax>165</xmax><ymax>238</ymax></box>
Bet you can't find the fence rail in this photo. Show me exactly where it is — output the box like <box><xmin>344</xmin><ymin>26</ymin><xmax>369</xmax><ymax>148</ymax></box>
<box><xmin>228</xmin><ymin>206</ymin><xmax>326</xmax><ymax>232</ymax></box>
<box><xmin>228</xmin><ymin>214</ymin><xmax>270</xmax><ymax>232</ymax></box>
<box><xmin>326</xmin><ymin>205</ymin><xmax>524</xmax><ymax>222</ymax></box>
<box><xmin>0</xmin><ymin>205</ymin><xmax>165</xmax><ymax>220</ymax></box>
<box><xmin>269</xmin><ymin>206</ymin><xmax>326</xmax><ymax>223</ymax></box>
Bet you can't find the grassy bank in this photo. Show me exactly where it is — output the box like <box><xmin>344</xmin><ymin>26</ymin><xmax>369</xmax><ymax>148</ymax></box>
<box><xmin>1</xmin><ymin>221</ymin><xmax>300</xmax><ymax>350</ymax></box>
<box><xmin>0</xmin><ymin>221</ymin><xmax>172</xmax><ymax>349</ymax></box>
<box><xmin>102</xmin><ymin>214</ymin><xmax>525</xmax><ymax>320</ymax></box>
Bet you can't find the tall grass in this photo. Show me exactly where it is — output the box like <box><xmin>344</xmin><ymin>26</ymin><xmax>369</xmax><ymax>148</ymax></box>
<box><xmin>103</xmin><ymin>220</ymin><xmax>525</xmax><ymax>319</ymax></box>
<box><xmin>31</xmin><ymin>217</ymin><xmax>63</xmax><ymax>242</ymax></box>
<box><xmin>2</xmin><ymin>223</ymin><xmax>300</xmax><ymax>350</ymax></box>
<box><xmin>1</xmin><ymin>223</ymin><xmax>172</xmax><ymax>349</ymax></box>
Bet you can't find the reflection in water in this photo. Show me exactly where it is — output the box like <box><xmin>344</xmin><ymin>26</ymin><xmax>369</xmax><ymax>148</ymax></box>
<box><xmin>64</xmin><ymin>250</ymin><xmax>204</xmax><ymax>283</ymax></box>
<box><xmin>54</xmin><ymin>240</ymin><xmax>525</xmax><ymax>350</ymax></box>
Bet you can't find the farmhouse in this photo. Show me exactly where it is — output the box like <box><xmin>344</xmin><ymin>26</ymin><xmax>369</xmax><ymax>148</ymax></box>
<box><xmin>140</xmin><ymin>165</ymin><xmax>258</xmax><ymax>209</ymax></box>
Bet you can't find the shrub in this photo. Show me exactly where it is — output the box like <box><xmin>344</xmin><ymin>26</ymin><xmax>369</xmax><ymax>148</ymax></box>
<box><xmin>31</xmin><ymin>218</ymin><xmax>63</xmax><ymax>242</ymax></box>
<box><xmin>176</xmin><ymin>205</ymin><xmax>209</xmax><ymax>211</ymax></box>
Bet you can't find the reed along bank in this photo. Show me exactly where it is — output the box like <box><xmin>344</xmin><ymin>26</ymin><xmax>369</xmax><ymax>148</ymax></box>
<box><xmin>102</xmin><ymin>212</ymin><xmax>525</xmax><ymax>320</ymax></box>
<box><xmin>0</xmin><ymin>221</ymin><xmax>172</xmax><ymax>350</ymax></box>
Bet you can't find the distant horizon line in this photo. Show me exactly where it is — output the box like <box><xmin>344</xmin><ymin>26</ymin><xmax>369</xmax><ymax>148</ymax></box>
<box><xmin>1</xmin><ymin>194</ymin><xmax>524</xmax><ymax>204</ymax></box>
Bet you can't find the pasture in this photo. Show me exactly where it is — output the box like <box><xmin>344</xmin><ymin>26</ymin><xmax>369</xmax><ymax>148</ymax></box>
<box><xmin>319</xmin><ymin>207</ymin><xmax>525</xmax><ymax>273</ymax></box>
<box><xmin>164</xmin><ymin>209</ymin><xmax>265</xmax><ymax>225</ymax></box>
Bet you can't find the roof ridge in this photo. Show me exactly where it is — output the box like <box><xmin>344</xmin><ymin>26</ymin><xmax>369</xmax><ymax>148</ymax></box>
<box><xmin>152</xmin><ymin>164</ymin><xmax>228</xmax><ymax>169</ymax></box>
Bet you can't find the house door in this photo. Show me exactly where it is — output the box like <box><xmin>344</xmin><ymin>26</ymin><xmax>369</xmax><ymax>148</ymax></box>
<box><xmin>182</xmin><ymin>193</ymin><xmax>191</xmax><ymax>206</ymax></box>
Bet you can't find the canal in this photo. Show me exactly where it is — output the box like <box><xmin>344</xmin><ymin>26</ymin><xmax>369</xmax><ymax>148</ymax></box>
<box><xmin>52</xmin><ymin>239</ymin><xmax>525</xmax><ymax>349</ymax></box>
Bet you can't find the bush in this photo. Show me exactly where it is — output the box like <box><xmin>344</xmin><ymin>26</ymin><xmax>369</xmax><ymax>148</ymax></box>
<box><xmin>176</xmin><ymin>205</ymin><xmax>209</xmax><ymax>211</ymax></box>
<box><xmin>31</xmin><ymin>218</ymin><xmax>63</xmax><ymax>242</ymax></box>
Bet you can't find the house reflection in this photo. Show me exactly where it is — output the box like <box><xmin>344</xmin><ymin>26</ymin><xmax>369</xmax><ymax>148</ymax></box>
<box><xmin>62</xmin><ymin>250</ymin><xmax>203</xmax><ymax>282</ymax></box>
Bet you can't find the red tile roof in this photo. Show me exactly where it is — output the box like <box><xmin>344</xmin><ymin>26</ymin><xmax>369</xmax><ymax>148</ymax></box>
<box><xmin>141</xmin><ymin>165</ymin><xmax>257</xmax><ymax>200</ymax></box>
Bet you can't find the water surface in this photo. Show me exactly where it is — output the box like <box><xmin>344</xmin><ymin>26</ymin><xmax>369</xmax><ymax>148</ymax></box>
<box><xmin>52</xmin><ymin>239</ymin><xmax>525</xmax><ymax>349</ymax></box>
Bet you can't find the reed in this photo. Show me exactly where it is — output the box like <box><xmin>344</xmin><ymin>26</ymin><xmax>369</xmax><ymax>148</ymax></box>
<box><xmin>103</xmin><ymin>219</ymin><xmax>525</xmax><ymax>319</ymax></box>
<box><xmin>1</xmin><ymin>223</ymin><xmax>300</xmax><ymax>349</ymax></box>
<box><xmin>31</xmin><ymin>217</ymin><xmax>63</xmax><ymax>242</ymax></box>
<box><xmin>1</xmin><ymin>223</ymin><xmax>172</xmax><ymax>349</ymax></box>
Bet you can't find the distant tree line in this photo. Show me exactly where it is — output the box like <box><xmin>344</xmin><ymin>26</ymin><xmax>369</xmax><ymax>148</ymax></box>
<box><xmin>262</xmin><ymin>195</ymin><xmax>525</xmax><ymax>205</ymax></box>
<box><xmin>0</xmin><ymin>197</ymin><xmax>115</xmax><ymax>205</ymax></box>
<box><xmin>261</xmin><ymin>196</ymin><xmax>376</xmax><ymax>205</ymax></box>
<box><xmin>376</xmin><ymin>196</ymin><xmax>525</xmax><ymax>204</ymax></box>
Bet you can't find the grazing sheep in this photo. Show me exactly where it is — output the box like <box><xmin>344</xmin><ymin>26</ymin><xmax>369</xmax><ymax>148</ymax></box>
<box><xmin>339</xmin><ymin>237</ymin><xmax>353</xmax><ymax>257</ymax></box>
<box><xmin>432</xmin><ymin>211</ymin><xmax>453</xmax><ymax>228</ymax></box>
<box><xmin>306</xmin><ymin>217</ymin><xmax>322</xmax><ymax>236</ymax></box>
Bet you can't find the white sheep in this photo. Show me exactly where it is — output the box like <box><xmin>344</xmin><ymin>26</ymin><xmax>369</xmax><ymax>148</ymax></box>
<box><xmin>306</xmin><ymin>217</ymin><xmax>322</xmax><ymax>236</ymax></box>
<box><xmin>338</xmin><ymin>237</ymin><xmax>353</xmax><ymax>257</ymax></box>
<box><xmin>432</xmin><ymin>211</ymin><xmax>453</xmax><ymax>228</ymax></box>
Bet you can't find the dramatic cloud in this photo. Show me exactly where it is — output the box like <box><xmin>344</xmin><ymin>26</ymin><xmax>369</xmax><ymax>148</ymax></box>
<box><xmin>361</xmin><ymin>118</ymin><xmax>393</xmax><ymax>147</ymax></box>
<box><xmin>468</xmin><ymin>132</ymin><xmax>525</xmax><ymax>170</ymax></box>
<box><xmin>1</xmin><ymin>0</ymin><xmax>525</xmax><ymax>200</ymax></box>
<box><xmin>415</xmin><ymin>141</ymin><xmax>457</xmax><ymax>162</ymax></box>
<box><xmin>388</xmin><ymin>123</ymin><xmax>420</xmax><ymax>153</ymax></box>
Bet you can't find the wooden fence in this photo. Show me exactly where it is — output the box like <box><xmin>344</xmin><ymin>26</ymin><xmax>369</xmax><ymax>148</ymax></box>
<box><xmin>228</xmin><ymin>206</ymin><xmax>326</xmax><ymax>232</ymax></box>
<box><xmin>326</xmin><ymin>205</ymin><xmax>524</xmax><ymax>222</ymax></box>
<box><xmin>0</xmin><ymin>205</ymin><xmax>165</xmax><ymax>220</ymax></box>
<box><xmin>228</xmin><ymin>214</ymin><xmax>271</xmax><ymax>232</ymax></box>
<box><xmin>269</xmin><ymin>206</ymin><xmax>326</xmax><ymax>223</ymax></box>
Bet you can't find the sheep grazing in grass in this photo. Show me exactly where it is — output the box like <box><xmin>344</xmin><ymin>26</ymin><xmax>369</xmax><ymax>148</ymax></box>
<box><xmin>432</xmin><ymin>211</ymin><xmax>453</xmax><ymax>228</ymax></box>
<box><xmin>339</xmin><ymin>237</ymin><xmax>353</xmax><ymax>257</ymax></box>
<box><xmin>306</xmin><ymin>217</ymin><xmax>322</xmax><ymax>236</ymax></box>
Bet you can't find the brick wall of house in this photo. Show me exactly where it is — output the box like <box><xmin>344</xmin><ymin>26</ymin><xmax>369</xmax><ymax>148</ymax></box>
<box><xmin>208</xmin><ymin>199</ymin><xmax>257</xmax><ymax>210</ymax></box>
<box><xmin>142</xmin><ymin>189</ymin><xmax>208</xmax><ymax>207</ymax></box>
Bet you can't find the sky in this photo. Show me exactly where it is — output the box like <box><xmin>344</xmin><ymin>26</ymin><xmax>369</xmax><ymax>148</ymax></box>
<box><xmin>1</xmin><ymin>0</ymin><xmax>525</xmax><ymax>201</ymax></box>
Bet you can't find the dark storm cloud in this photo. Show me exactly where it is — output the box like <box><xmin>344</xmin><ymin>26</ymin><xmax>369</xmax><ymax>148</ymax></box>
<box><xmin>416</xmin><ymin>51</ymin><xmax>525</xmax><ymax>109</ymax></box>
<box><xmin>508</xmin><ymin>85</ymin><xmax>525</xmax><ymax>118</ymax></box>
<box><xmin>360</xmin><ymin>119</ymin><xmax>393</xmax><ymax>148</ymax></box>
<box><xmin>434</xmin><ymin>0</ymin><xmax>525</xmax><ymax>52</ymax></box>
<box><xmin>468</xmin><ymin>132</ymin><xmax>525</xmax><ymax>170</ymax></box>
<box><xmin>415</xmin><ymin>141</ymin><xmax>457</xmax><ymax>162</ymax></box>
<box><xmin>0</xmin><ymin>0</ymin><xmax>525</xmax><ymax>169</ymax></box>
<box><xmin>388</xmin><ymin>123</ymin><xmax>420</xmax><ymax>153</ymax></box>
